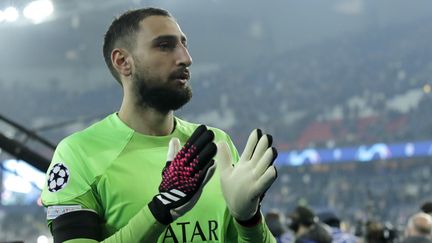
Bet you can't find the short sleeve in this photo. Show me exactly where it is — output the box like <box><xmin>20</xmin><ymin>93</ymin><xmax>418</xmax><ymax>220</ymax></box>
<box><xmin>41</xmin><ymin>138</ymin><xmax>99</xmax><ymax>212</ymax></box>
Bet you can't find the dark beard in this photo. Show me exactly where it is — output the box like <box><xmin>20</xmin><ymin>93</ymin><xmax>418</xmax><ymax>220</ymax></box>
<box><xmin>132</xmin><ymin>72</ymin><xmax>192</xmax><ymax>114</ymax></box>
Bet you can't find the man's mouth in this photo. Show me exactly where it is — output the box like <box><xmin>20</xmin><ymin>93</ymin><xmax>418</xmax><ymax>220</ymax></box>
<box><xmin>171</xmin><ymin>70</ymin><xmax>190</xmax><ymax>84</ymax></box>
<box><xmin>174</xmin><ymin>78</ymin><xmax>188</xmax><ymax>84</ymax></box>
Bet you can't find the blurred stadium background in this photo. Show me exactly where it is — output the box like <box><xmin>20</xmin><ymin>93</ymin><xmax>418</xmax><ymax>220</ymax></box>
<box><xmin>1</xmin><ymin>0</ymin><xmax>432</xmax><ymax>242</ymax></box>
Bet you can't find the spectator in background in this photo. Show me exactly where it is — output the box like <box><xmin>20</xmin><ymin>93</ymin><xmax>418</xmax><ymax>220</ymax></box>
<box><xmin>265</xmin><ymin>211</ymin><xmax>294</xmax><ymax>243</ymax></box>
<box><xmin>364</xmin><ymin>220</ymin><xmax>397</xmax><ymax>243</ymax></box>
<box><xmin>317</xmin><ymin>209</ymin><xmax>357</xmax><ymax>243</ymax></box>
<box><xmin>401</xmin><ymin>212</ymin><xmax>432</xmax><ymax>243</ymax></box>
<box><xmin>288</xmin><ymin>206</ymin><xmax>332</xmax><ymax>243</ymax></box>
<box><xmin>421</xmin><ymin>201</ymin><xmax>432</xmax><ymax>215</ymax></box>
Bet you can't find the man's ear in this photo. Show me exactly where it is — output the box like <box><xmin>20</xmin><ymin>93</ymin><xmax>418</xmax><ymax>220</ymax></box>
<box><xmin>112</xmin><ymin>48</ymin><xmax>132</xmax><ymax>77</ymax></box>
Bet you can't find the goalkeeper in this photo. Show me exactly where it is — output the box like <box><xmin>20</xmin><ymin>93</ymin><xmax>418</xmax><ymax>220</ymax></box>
<box><xmin>41</xmin><ymin>7</ymin><xmax>278</xmax><ymax>243</ymax></box>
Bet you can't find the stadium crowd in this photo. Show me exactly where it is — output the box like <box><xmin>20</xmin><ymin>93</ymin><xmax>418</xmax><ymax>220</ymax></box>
<box><xmin>0</xmin><ymin>15</ymin><xmax>431</xmax><ymax>243</ymax></box>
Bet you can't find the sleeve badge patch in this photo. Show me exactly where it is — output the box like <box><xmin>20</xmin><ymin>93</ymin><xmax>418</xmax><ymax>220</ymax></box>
<box><xmin>47</xmin><ymin>205</ymin><xmax>82</xmax><ymax>220</ymax></box>
<box><xmin>47</xmin><ymin>163</ymin><xmax>70</xmax><ymax>192</ymax></box>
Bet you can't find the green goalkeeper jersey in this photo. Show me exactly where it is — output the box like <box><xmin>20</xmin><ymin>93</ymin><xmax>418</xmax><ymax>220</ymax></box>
<box><xmin>41</xmin><ymin>113</ymin><xmax>275</xmax><ymax>243</ymax></box>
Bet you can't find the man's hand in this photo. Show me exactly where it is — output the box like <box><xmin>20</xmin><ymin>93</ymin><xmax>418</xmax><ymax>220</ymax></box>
<box><xmin>217</xmin><ymin>129</ymin><xmax>278</xmax><ymax>222</ymax></box>
<box><xmin>149</xmin><ymin>125</ymin><xmax>217</xmax><ymax>225</ymax></box>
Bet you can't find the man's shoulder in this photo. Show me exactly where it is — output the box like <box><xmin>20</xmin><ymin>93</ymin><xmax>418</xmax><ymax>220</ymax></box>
<box><xmin>42</xmin><ymin>114</ymin><xmax>128</xmax><ymax>205</ymax></box>
<box><xmin>59</xmin><ymin>113</ymin><xmax>128</xmax><ymax>149</ymax></box>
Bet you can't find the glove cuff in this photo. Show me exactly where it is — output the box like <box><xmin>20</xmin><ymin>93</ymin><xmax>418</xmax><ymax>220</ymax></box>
<box><xmin>235</xmin><ymin>210</ymin><xmax>262</xmax><ymax>227</ymax></box>
<box><xmin>148</xmin><ymin>196</ymin><xmax>174</xmax><ymax>225</ymax></box>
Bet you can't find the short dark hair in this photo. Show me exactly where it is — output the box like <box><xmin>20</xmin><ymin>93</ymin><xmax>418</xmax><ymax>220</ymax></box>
<box><xmin>289</xmin><ymin>206</ymin><xmax>316</xmax><ymax>227</ymax></box>
<box><xmin>317</xmin><ymin>209</ymin><xmax>341</xmax><ymax>228</ymax></box>
<box><xmin>103</xmin><ymin>7</ymin><xmax>172</xmax><ymax>84</ymax></box>
<box><xmin>421</xmin><ymin>201</ymin><xmax>432</xmax><ymax>214</ymax></box>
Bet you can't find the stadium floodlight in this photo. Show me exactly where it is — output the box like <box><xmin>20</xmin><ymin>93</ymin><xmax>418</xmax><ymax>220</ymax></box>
<box><xmin>4</xmin><ymin>173</ymin><xmax>32</xmax><ymax>193</ymax></box>
<box><xmin>424</xmin><ymin>84</ymin><xmax>431</xmax><ymax>94</ymax></box>
<box><xmin>3</xmin><ymin>159</ymin><xmax>45</xmax><ymax>192</ymax></box>
<box><xmin>37</xmin><ymin>235</ymin><xmax>49</xmax><ymax>243</ymax></box>
<box><xmin>4</xmin><ymin>7</ymin><xmax>19</xmax><ymax>22</ymax></box>
<box><xmin>23</xmin><ymin>0</ymin><xmax>54</xmax><ymax>24</ymax></box>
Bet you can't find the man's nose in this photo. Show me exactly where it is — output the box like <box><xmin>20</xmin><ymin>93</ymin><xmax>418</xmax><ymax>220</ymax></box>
<box><xmin>176</xmin><ymin>45</ymin><xmax>192</xmax><ymax>67</ymax></box>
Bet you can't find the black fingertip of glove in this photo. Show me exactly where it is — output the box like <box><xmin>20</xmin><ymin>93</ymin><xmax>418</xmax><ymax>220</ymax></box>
<box><xmin>266</xmin><ymin>134</ymin><xmax>273</xmax><ymax>147</ymax></box>
<box><xmin>193</xmin><ymin>130</ymin><xmax>215</xmax><ymax>152</ymax></box>
<box><xmin>196</xmin><ymin>124</ymin><xmax>207</xmax><ymax>132</ymax></box>
<box><xmin>207</xmin><ymin>129</ymin><xmax>215</xmax><ymax>141</ymax></box>
<box><xmin>197</xmin><ymin>142</ymin><xmax>217</xmax><ymax>170</ymax></box>
<box><xmin>186</xmin><ymin>125</ymin><xmax>208</xmax><ymax>146</ymax></box>
<box><xmin>270</xmin><ymin>147</ymin><xmax>278</xmax><ymax>165</ymax></box>
<box><xmin>256</xmin><ymin>128</ymin><xmax>262</xmax><ymax>139</ymax></box>
<box><xmin>250</xmin><ymin>129</ymin><xmax>263</xmax><ymax>160</ymax></box>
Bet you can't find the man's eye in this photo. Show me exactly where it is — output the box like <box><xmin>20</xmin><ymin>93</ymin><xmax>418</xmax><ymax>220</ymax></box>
<box><xmin>159</xmin><ymin>42</ymin><xmax>175</xmax><ymax>50</ymax></box>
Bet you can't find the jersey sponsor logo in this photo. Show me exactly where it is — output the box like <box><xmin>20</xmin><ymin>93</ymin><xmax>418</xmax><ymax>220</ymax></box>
<box><xmin>47</xmin><ymin>205</ymin><xmax>82</xmax><ymax>220</ymax></box>
<box><xmin>47</xmin><ymin>163</ymin><xmax>70</xmax><ymax>192</ymax></box>
<box><xmin>162</xmin><ymin>220</ymin><xmax>218</xmax><ymax>242</ymax></box>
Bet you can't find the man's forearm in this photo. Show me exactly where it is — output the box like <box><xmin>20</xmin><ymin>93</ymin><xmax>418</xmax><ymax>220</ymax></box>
<box><xmin>62</xmin><ymin>206</ymin><xmax>166</xmax><ymax>243</ymax></box>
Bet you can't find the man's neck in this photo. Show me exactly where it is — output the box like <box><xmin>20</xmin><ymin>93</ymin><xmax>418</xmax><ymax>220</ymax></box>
<box><xmin>118</xmin><ymin>101</ymin><xmax>175</xmax><ymax>136</ymax></box>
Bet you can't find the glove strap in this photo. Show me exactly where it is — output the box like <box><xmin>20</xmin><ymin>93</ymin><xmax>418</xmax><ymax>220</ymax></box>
<box><xmin>148</xmin><ymin>195</ymin><xmax>174</xmax><ymax>225</ymax></box>
<box><xmin>236</xmin><ymin>210</ymin><xmax>262</xmax><ymax>227</ymax></box>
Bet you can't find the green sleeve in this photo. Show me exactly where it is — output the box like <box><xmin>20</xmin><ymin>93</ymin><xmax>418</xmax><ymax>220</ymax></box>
<box><xmin>43</xmin><ymin>139</ymin><xmax>168</xmax><ymax>242</ymax></box>
<box><xmin>63</xmin><ymin>206</ymin><xmax>166</xmax><ymax>243</ymax></box>
<box><xmin>234</xmin><ymin>213</ymin><xmax>276</xmax><ymax>243</ymax></box>
<box><xmin>46</xmin><ymin>190</ymin><xmax>167</xmax><ymax>242</ymax></box>
<box><xmin>222</xmin><ymin>201</ymin><xmax>276</xmax><ymax>243</ymax></box>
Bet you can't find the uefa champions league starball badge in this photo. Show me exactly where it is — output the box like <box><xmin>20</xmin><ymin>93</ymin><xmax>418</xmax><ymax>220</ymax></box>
<box><xmin>47</xmin><ymin>163</ymin><xmax>70</xmax><ymax>192</ymax></box>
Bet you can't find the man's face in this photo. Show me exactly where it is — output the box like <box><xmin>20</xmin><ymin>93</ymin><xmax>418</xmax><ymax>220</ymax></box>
<box><xmin>130</xmin><ymin>16</ymin><xmax>193</xmax><ymax>113</ymax></box>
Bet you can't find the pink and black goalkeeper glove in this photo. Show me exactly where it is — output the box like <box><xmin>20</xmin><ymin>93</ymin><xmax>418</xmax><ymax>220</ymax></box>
<box><xmin>148</xmin><ymin>125</ymin><xmax>217</xmax><ymax>225</ymax></box>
